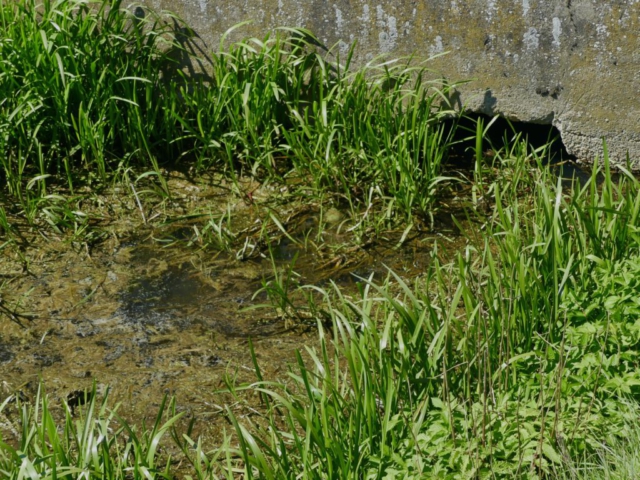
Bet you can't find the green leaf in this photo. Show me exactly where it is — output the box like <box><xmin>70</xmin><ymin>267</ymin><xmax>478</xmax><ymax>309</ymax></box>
<box><xmin>541</xmin><ymin>443</ymin><xmax>563</xmax><ymax>464</ymax></box>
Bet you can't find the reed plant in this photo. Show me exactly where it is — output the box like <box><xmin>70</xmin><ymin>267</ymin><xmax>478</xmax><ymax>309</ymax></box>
<box><xmin>215</xmin><ymin>144</ymin><xmax>640</xmax><ymax>479</ymax></box>
<box><xmin>1</xmin><ymin>0</ymin><xmax>462</xmax><ymax>236</ymax></box>
<box><xmin>0</xmin><ymin>387</ymin><xmax>181</xmax><ymax>479</ymax></box>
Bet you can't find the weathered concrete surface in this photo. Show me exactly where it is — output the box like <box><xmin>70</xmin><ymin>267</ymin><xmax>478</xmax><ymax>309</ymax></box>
<box><xmin>142</xmin><ymin>0</ymin><xmax>640</xmax><ymax>166</ymax></box>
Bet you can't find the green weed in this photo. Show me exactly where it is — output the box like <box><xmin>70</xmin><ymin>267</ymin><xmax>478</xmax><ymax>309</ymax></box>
<box><xmin>1</xmin><ymin>0</ymin><xmax>465</xmax><ymax>239</ymax></box>
<box><xmin>216</xmin><ymin>143</ymin><xmax>640</xmax><ymax>479</ymax></box>
<box><xmin>0</xmin><ymin>386</ymin><xmax>182</xmax><ymax>479</ymax></box>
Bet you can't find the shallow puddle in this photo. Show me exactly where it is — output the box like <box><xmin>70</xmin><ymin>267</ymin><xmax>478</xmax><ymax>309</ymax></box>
<box><xmin>0</xmin><ymin>171</ymin><xmax>467</xmax><ymax>444</ymax></box>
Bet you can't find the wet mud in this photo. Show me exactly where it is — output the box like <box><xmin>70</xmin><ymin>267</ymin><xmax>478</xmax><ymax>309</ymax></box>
<box><xmin>3</xmin><ymin>243</ymin><xmax>281</xmax><ymax>396</ymax></box>
<box><xmin>0</xmin><ymin>179</ymin><xmax>455</xmax><ymax>443</ymax></box>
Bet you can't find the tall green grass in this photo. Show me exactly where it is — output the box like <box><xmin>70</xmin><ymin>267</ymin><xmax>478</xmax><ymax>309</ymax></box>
<box><xmin>3</xmin><ymin>0</ymin><xmax>640</xmax><ymax>478</ymax></box>
<box><xmin>1</xmin><ymin>0</ymin><xmax>462</xmax><ymax>234</ymax></box>
<box><xmin>216</xmin><ymin>145</ymin><xmax>640</xmax><ymax>479</ymax></box>
<box><xmin>0</xmin><ymin>387</ymin><xmax>182</xmax><ymax>479</ymax></box>
<box><xmin>564</xmin><ymin>411</ymin><xmax>640</xmax><ymax>480</ymax></box>
<box><xmin>3</xmin><ymin>116</ymin><xmax>640</xmax><ymax>479</ymax></box>
<box><xmin>0</xmin><ymin>0</ymin><xmax>175</xmax><ymax>191</ymax></box>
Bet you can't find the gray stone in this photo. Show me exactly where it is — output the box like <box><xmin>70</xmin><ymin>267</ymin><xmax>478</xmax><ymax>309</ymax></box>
<box><xmin>142</xmin><ymin>0</ymin><xmax>640</xmax><ymax>167</ymax></box>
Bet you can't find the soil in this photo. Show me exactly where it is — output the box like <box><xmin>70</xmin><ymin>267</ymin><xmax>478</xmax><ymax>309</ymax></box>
<box><xmin>0</xmin><ymin>170</ymin><xmax>465</xmax><ymax>445</ymax></box>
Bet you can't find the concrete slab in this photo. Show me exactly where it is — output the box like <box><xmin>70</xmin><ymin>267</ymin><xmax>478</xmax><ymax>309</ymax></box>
<box><xmin>142</xmin><ymin>0</ymin><xmax>640</xmax><ymax>167</ymax></box>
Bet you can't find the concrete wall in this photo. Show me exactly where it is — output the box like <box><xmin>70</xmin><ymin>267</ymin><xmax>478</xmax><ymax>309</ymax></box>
<box><xmin>143</xmin><ymin>0</ymin><xmax>640</xmax><ymax>167</ymax></box>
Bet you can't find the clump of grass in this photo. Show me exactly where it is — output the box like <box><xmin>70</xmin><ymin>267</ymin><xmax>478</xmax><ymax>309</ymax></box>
<box><xmin>0</xmin><ymin>386</ymin><xmax>182</xmax><ymax>479</ymax></box>
<box><xmin>1</xmin><ymin>0</ymin><xmax>463</xmax><ymax>237</ymax></box>
<box><xmin>215</xmin><ymin>144</ymin><xmax>640</xmax><ymax>479</ymax></box>
<box><xmin>0</xmin><ymin>0</ymin><xmax>176</xmax><ymax>191</ymax></box>
<box><xmin>563</xmin><ymin>412</ymin><xmax>640</xmax><ymax>480</ymax></box>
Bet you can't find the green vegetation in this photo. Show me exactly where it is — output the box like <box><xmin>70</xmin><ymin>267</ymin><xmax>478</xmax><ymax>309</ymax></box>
<box><xmin>220</xmin><ymin>153</ymin><xmax>640</xmax><ymax>479</ymax></box>
<box><xmin>0</xmin><ymin>388</ymin><xmax>185</xmax><ymax>479</ymax></box>
<box><xmin>0</xmin><ymin>0</ymin><xmax>460</xmax><ymax>240</ymax></box>
<box><xmin>564</xmin><ymin>411</ymin><xmax>640</xmax><ymax>480</ymax></box>
<box><xmin>2</xmin><ymin>0</ymin><xmax>640</xmax><ymax>479</ymax></box>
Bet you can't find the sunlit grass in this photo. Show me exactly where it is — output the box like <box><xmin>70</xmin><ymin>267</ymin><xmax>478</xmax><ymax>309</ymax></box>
<box><xmin>0</xmin><ymin>387</ymin><xmax>182</xmax><ymax>479</ymax></box>
<box><xmin>1</xmin><ymin>0</ymin><xmax>464</xmax><ymax>240</ymax></box>
<box><xmin>2</xmin><ymin>0</ymin><xmax>640</xmax><ymax>479</ymax></box>
<box><xmin>570</xmin><ymin>435</ymin><xmax>640</xmax><ymax>480</ymax></box>
<box><xmin>216</xmin><ymin>144</ymin><xmax>640</xmax><ymax>479</ymax></box>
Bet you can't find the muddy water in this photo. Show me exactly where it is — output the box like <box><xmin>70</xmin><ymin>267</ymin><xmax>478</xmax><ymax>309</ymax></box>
<box><xmin>0</xmin><ymin>159</ymin><xmax>605</xmax><ymax>446</ymax></box>
<box><xmin>0</xmin><ymin>207</ymin><xmax>450</xmax><ymax>442</ymax></box>
<box><xmin>0</xmin><ymin>239</ymin><xmax>289</xmax><ymax>426</ymax></box>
